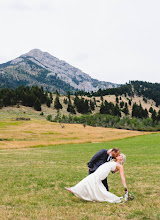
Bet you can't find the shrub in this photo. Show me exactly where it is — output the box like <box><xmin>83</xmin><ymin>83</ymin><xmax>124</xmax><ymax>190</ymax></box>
<box><xmin>46</xmin><ymin>115</ymin><xmax>52</xmax><ymax>121</ymax></box>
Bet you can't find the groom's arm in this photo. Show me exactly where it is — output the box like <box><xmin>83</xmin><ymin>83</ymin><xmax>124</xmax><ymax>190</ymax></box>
<box><xmin>87</xmin><ymin>149</ymin><xmax>107</xmax><ymax>168</ymax></box>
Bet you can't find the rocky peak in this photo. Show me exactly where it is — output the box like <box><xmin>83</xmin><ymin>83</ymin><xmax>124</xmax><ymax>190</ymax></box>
<box><xmin>0</xmin><ymin>49</ymin><xmax>119</xmax><ymax>92</ymax></box>
<box><xmin>21</xmin><ymin>48</ymin><xmax>59</xmax><ymax>63</ymax></box>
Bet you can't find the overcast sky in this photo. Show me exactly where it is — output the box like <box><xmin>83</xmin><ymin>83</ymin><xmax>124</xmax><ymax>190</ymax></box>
<box><xmin>0</xmin><ymin>0</ymin><xmax>160</xmax><ymax>84</ymax></box>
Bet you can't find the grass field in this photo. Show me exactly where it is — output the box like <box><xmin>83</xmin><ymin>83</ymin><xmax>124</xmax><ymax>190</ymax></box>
<box><xmin>0</xmin><ymin>133</ymin><xmax>160</xmax><ymax>220</ymax></box>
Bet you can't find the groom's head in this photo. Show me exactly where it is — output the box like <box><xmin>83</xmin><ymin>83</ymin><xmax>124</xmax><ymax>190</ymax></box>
<box><xmin>111</xmin><ymin>148</ymin><xmax>120</xmax><ymax>158</ymax></box>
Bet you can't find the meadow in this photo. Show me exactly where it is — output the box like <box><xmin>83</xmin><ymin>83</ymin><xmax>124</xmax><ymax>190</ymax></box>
<box><xmin>0</xmin><ymin>107</ymin><xmax>150</xmax><ymax>149</ymax></box>
<box><xmin>0</xmin><ymin>133</ymin><xmax>160</xmax><ymax>220</ymax></box>
<box><xmin>0</xmin><ymin>108</ymin><xmax>160</xmax><ymax>219</ymax></box>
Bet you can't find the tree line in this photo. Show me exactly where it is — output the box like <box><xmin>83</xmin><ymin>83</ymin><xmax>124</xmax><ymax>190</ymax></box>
<box><xmin>0</xmin><ymin>85</ymin><xmax>53</xmax><ymax>111</ymax></box>
<box><xmin>1</xmin><ymin>85</ymin><xmax>160</xmax><ymax>128</ymax></box>
<box><xmin>47</xmin><ymin>113</ymin><xmax>160</xmax><ymax>131</ymax></box>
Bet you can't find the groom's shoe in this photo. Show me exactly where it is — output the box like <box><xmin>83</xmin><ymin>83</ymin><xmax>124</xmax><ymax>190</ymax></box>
<box><xmin>65</xmin><ymin>187</ymin><xmax>73</xmax><ymax>194</ymax></box>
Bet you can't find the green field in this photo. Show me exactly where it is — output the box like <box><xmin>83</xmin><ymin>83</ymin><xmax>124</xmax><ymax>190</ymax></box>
<box><xmin>0</xmin><ymin>133</ymin><xmax>160</xmax><ymax>220</ymax></box>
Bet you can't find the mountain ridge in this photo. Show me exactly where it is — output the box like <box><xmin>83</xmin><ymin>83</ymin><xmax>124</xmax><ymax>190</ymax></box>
<box><xmin>0</xmin><ymin>49</ymin><xmax>119</xmax><ymax>93</ymax></box>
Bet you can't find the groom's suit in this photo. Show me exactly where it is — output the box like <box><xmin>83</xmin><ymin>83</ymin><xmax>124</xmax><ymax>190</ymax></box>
<box><xmin>87</xmin><ymin>149</ymin><xmax>113</xmax><ymax>191</ymax></box>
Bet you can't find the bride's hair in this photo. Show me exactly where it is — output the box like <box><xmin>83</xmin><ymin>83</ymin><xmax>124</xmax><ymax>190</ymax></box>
<box><xmin>111</xmin><ymin>153</ymin><xmax>126</xmax><ymax>165</ymax></box>
<box><xmin>119</xmin><ymin>153</ymin><xmax>126</xmax><ymax>165</ymax></box>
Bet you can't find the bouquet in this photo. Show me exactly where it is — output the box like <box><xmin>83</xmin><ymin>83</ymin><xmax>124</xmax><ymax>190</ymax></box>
<box><xmin>120</xmin><ymin>192</ymin><xmax>135</xmax><ymax>203</ymax></box>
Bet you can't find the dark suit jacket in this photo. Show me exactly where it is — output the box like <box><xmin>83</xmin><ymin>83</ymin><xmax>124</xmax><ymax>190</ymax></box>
<box><xmin>87</xmin><ymin>149</ymin><xmax>112</xmax><ymax>172</ymax></box>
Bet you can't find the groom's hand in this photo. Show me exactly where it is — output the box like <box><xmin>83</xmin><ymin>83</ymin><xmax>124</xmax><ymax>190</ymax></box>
<box><xmin>114</xmin><ymin>168</ymin><xmax>119</xmax><ymax>173</ymax></box>
<box><xmin>112</xmin><ymin>168</ymin><xmax>118</xmax><ymax>174</ymax></box>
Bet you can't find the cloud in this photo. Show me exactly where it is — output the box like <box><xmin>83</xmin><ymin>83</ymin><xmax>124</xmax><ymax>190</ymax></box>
<box><xmin>0</xmin><ymin>0</ymin><xmax>55</xmax><ymax>12</ymax></box>
<box><xmin>0</xmin><ymin>0</ymin><xmax>160</xmax><ymax>84</ymax></box>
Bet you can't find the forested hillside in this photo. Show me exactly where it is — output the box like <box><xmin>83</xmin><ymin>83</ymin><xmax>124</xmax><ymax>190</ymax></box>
<box><xmin>77</xmin><ymin>81</ymin><xmax>160</xmax><ymax>106</ymax></box>
<box><xmin>0</xmin><ymin>81</ymin><xmax>160</xmax><ymax>131</ymax></box>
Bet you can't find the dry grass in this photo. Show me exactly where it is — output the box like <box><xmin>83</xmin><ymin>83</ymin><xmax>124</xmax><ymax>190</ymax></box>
<box><xmin>0</xmin><ymin>117</ymin><xmax>151</xmax><ymax>149</ymax></box>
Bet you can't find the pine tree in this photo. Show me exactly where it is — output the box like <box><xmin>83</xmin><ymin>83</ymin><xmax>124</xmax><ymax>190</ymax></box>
<box><xmin>54</xmin><ymin>95</ymin><xmax>62</xmax><ymax>110</ymax></box>
<box><xmin>67</xmin><ymin>101</ymin><xmax>76</xmax><ymax>114</ymax></box>
<box><xmin>120</xmin><ymin>101</ymin><xmax>124</xmax><ymax>108</ymax></box>
<box><xmin>122</xmin><ymin>103</ymin><xmax>129</xmax><ymax>115</ymax></box>
<box><xmin>46</xmin><ymin>98</ymin><xmax>51</xmax><ymax>107</ymax></box>
<box><xmin>100</xmin><ymin>102</ymin><xmax>105</xmax><ymax>114</ymax></box>
<box><xmin>49</xmin><ymin>92</ymin><xmax>53</xmax><ymax>102</ymax></box>
<box><xmin>116</xmin><ymin>96</ymin><xmax>119</xmax><ymax>103</ymax></box>
<box><xmin>157</xmin><ymin>110</ymin><xmax>160</xmax><ymax>121</ymax></box>
<box><xmin>63</xmin><ymin>98</ymin><xmax>68</xmax><ymax>104</ymax></box>
<box><xmin>151</xmin><ymin>110</ymin><xmax>157</xmax><ymax>121</ymax></box>
<box><xmin>143</xmin><ymin>108</ymin><xmax>148</xmax><ymax>118</ymax></box>
<box><xmin>114</xmin><ymin>104</ymin><xmax>121</xmax><ymax>117</ymax></box>
<box><xmin>149</xmin><ymin>107</ymin><xmax>153</xmax><ymax>113</ymax></box>
<box><xmin>34</xmin><ymin>98</ymin><xmax>41</xmax><ymax>111</ymax></box>
<box><xmin>90</xmin><ymin>100</ymin><xmax>95</xmax><ymax>111</ymax></box>
<box><xmin>67</xmin><ymin>91</ymin><xmax>71</xmax><ymax>101</ymax></box>
<box><xmin>83</xmin><ymin>100</ymin><xmax>90</xmax><ymax>114</ymax></box>
<box><xmin>74</xmin><ymin>96</ymin><xmax>90</xmax><ymax>114</ymax></box>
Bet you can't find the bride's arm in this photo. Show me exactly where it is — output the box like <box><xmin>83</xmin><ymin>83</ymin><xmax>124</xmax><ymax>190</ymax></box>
<box><xmin>116</xmin><ymin>164</ymin><xmax>127</xmax><ymax>191</ymax></box>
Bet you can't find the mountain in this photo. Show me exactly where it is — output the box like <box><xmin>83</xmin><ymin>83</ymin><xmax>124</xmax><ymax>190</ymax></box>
<box><xmin>0</xmin><ymin>49</ymin><xmax>119</xmax><ymax>93</ymax></box>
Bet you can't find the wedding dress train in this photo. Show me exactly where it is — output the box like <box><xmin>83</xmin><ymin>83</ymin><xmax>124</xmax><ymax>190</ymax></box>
<box><xmin>68</xmin><ymin>161</ymin><xmax>121</xmax><ymax>203</ymax></box>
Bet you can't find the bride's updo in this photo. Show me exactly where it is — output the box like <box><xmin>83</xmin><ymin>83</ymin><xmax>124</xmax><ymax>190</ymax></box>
<box><xmin>111</xmin><ymin>153</ymin><xmax>126</xmax><ymax>165</ymax></box>
<box><xmin>120</xmin><ymin>153</ymin><xmax>126</xmax><ymax>165</ymax></box>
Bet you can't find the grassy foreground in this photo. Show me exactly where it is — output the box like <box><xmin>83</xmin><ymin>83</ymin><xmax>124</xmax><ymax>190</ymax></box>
<box><xmin>0</xmin><ymin>133</ymin><xmax>160</xmax><ymax>219</ymax></box>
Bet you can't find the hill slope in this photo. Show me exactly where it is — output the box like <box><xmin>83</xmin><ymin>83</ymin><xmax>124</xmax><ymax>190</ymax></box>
<box><xmin>0</xmin><ymin>81</ymin><xmax>160</xmax><ymax>131</ymax></box>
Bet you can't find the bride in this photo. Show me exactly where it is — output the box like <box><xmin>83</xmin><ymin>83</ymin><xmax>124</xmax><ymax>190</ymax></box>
<box><xmin>65</xmin><ymin>154</ymin><xmax>128</xmax><ymax>203</ymax></box>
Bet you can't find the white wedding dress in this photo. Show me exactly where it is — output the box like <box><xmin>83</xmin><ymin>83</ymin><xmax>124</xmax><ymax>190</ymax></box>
<box><xmin>69</xmin><ymin>161</ymin><xmax>121</xmax><ymax>203</ymax></box>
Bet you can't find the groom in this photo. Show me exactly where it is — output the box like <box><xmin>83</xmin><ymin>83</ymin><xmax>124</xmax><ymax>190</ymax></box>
<box><xmin>87</xmin><ymin>148</ymin><xmax>120</xmax><ymax>191</ymax></box>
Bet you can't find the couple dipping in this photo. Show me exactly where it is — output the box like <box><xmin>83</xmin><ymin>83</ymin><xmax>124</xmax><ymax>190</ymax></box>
<box><xmin>65</xmin><ymin>148</ymin><xmax>130</xmax><ymax>203</ymax></box>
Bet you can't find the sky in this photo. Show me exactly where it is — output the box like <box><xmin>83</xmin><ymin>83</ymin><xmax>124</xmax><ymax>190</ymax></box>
<box><xmin>0</xmin><ymin>0</ymin><xmax>160</xmax><ymax>84</ymax></box>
